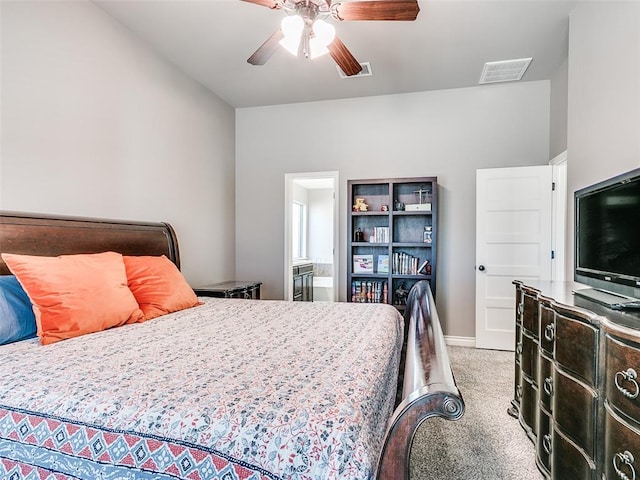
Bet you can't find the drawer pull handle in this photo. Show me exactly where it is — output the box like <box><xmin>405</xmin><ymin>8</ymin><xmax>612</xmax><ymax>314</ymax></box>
<box><xmin>517</xmin><ymin>304</ymin><xmax>523</xmax><ymax>315</ymax></box>
<box><xmin>516</xmin><ymin>342</ymin><xmax>523</xmax><ymax>356</ymax></box>
<box><xmin>615</xmin><ymin>368</ymin><xmax>640</xmax><ymax>400</ymax></box>
<box><xmin>613</xmin><ymin>450</ymin><xmax>636</xmax><ymax>480</ymax></box>
<box><xmin>544</xmin><ymin>323</ymin><xmax>555</xmax><ymax>342</ymax></box>
<box><xmin>542</xmin><ymin>434</ymin><xmax>552</xmax><ymax>455</ymax></box>
<box><xmin>516</xmin><ymin>384</ymin><xmax>522</xmax><ymax>401</ymax></box>
<box><xmin>543</xmin><ymin>377</ymin><xmax>553</xmax><ymax>396</ymax></box>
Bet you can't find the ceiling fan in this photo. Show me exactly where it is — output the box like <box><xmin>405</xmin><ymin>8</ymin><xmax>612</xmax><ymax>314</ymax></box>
<box><xmin>242</xmin><ymin>0</ymin><xmax>420</xmax><ymax>76</ymax></box>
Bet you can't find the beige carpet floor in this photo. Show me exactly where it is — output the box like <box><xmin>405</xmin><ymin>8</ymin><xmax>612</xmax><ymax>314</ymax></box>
<box><xmin>409</xmin><ymin>346</ymin><xmax>542</xmax><ymax>479</ymax></box>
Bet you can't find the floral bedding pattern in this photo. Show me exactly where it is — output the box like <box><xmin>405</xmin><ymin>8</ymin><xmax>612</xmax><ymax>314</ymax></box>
<box><xmin>0</xmin><ymin>298</ymin><xmax>403</xmax><ymax>480</ymax></box>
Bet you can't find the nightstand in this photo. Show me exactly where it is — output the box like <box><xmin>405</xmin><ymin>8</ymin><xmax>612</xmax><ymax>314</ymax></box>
<box><xmin>194</xmin><ymin>281</ymin><xmax>262</xmax><ymax>299</ymax></box>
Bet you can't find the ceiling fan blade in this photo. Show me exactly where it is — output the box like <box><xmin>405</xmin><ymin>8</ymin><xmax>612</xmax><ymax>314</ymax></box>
<box><xmin>240</xmin><ymin>0</ymin><xmax>281</xmax><ymax>9</ymax></box>
<box><xmin>247</xmin><ymin>29</ymin><xmax>284</xmax><ymax>66</ymax></box>
<box><xmin>333</xmin><ymin>0</ymin><xmax>419</xmax><ymax>21</ymax></box>
<box><xmin>328</xmin><ymin>36</ymin><xmax>362</xmax><ymax>76</ymax></box>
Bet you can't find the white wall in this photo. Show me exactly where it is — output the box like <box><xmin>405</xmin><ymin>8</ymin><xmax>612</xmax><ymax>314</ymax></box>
<box><xmin>566</xmin><ymin>1</ymin><xmax>640</xmax><ymax>278</ymax></box>
<box><xmin>307</xmin><ymin>188</ymin><xmax>333</xmax><ymax>263</ymax></box>
<box><xmin>291</xmin><ymin>182</ymin><xmax>308</xmax><ymax>259</ymax></box>
<box><xmin>0</xmin><ymin>1</ymin><xmax>236</xmax><ymax>286</ymax></box>
<box><xmin>549</xmin><ymin>57</ymin><xmax>568</xmax><ymax>159</ymax></box>
<box><xmin>236</xmin><ymin>81</ymin><xmax>550</xmax><ymax>338</ymax></box>
<box><xmin>291</xmin><ymin>184</ymin><xmax>309</xmax><ymax>208</ymax></box>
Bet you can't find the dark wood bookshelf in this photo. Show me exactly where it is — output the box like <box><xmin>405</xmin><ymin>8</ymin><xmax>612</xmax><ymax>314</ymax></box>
<box><xmin>347</xmin><ymin>176</ymin><xmax>438</xmax><ymax>309</ymax></box>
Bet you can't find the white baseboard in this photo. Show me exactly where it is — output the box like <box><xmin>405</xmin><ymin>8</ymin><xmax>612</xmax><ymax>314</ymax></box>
<box><xmin>444</xmin><ymin>335</ymin><xmax>476</xmax><ymax>348</ymax></box>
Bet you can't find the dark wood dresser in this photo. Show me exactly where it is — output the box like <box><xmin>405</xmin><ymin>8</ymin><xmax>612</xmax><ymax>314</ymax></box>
<box><xmin>512</xmin><ymin>280</ymin><xmax>640</xmax><ymax>480</ymax></box>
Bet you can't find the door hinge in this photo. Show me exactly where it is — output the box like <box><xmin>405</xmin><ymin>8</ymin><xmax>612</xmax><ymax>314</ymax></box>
<box><xmin>552</xmin><ymin>182</ymin><xmax>556</xmax><ymax>191</ymax></box>
<box><xmin>551</xmin><ymin>250</ymin><xmax>555</xmax><ymax>259</ymax></box>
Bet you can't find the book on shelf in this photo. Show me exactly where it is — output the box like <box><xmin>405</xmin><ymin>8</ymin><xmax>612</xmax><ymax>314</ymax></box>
<box><xmin>418</xmin><ymin>259</ymin><xmax>430</xmax><ymax>274</ymax></box>
<box><xmin>392</xmin><ymin>251</ymin><xmax>421</xmax><ymax>274</ymax></box>
<box><xmin>377</xmin><ymin>254</ymin><xmax>389</xmax><ymax>274</ymax></box>
<box><xmin>353</xmin><ymin>254</ymin><xmax>374</xmax><ymax>273</ymax></box>
<box><xmin>351</xmin><ymin>280</ymin><xmax>388</xmax><ymax>304</ymax></box>
<box><xmin>369</xmin><ymin>226</ymin><xmax>389</xmax><ymax>244</ymax></box>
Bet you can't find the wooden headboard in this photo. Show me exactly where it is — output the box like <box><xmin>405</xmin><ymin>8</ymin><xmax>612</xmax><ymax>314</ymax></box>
<box><xmin>0</xmin><ymin>211</ymin><xmax>180</xmax><ymax>275</ymax></box>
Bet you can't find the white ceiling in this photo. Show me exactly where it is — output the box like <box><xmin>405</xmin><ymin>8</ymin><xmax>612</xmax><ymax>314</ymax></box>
<box><xmin>93</xmin><ymin>0</ymin><xmax>577</xmax><ymax>109</ymax></box>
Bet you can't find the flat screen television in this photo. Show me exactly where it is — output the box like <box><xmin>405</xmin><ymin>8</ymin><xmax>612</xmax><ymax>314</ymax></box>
<box><xmin>574</xmin><ymin>167</ymin><xmax>640</xmax><ymax>309</ymax></box>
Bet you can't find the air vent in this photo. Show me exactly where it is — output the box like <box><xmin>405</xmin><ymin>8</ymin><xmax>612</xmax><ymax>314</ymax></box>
<box><xmin>479</xmin><ymin>58</ymin><xmax>532</xmax><ymax>84</ymax></box>
<box><xmin>337</xmin><ymin>62</ymin><xmax>372</xmax><ymax>79</ymax></box>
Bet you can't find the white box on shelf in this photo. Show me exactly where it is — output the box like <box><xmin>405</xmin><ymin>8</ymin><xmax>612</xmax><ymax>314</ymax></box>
<box><xmin>405</xmin><ymin>203</ymin><xmax>432</xmax><ymax>212</ymax></box>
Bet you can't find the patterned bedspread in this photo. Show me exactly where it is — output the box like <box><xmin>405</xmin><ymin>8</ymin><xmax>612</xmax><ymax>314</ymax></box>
<box><xmin>0</xmin><ymin>298</ymin><xmax>403</xmax><ymax>480</ymax></box>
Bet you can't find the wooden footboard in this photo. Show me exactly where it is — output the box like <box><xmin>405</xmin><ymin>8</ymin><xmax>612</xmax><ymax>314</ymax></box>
<box><xmin>377</xmin><ymin>280</ymin><xmax>465</xmax><ymax>479</ymax></box>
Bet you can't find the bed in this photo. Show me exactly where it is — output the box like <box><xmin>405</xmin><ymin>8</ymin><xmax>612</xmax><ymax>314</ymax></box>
<box><xmin>0</xmin><ymin>211</ymin><xmax>464</xmax><ymax>480</ymax></box>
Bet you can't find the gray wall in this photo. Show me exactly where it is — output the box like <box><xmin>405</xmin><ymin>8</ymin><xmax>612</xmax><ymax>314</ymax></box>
<box><xmin>565</xmin><ymin>1</ymin><xmax>640</xmax><ymax>278</ymax></box>
<box><xmin>0</xmin><ymin>1</ymin><xmax>236</xmax><ymax>286</ymax></box>
<box><xmin>236</xmin><ymin>81</ymin><xmax>551</xmax><ymax>338</ymax></box>
<box><xmin>549</xmin><ymin>57</ymin><xmax>568</xmax><ymax>159</ymax></box>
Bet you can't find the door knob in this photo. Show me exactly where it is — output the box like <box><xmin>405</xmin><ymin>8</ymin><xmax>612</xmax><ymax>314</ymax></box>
<box><xmin>478</xmin><ymin>265</ymin><xmax>485</xmax><ymax>271</ymax></box>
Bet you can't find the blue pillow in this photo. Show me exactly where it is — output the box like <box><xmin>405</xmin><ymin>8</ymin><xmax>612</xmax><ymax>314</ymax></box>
<box><xmin>0</xmin><ymin>275</ymin><xmax>37</xmax><ymax>345</ymax></box>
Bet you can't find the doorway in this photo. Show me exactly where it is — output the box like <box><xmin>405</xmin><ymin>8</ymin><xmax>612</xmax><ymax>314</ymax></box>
<box><xmin>284</xmin><ymin>171</ymin><xmax>339</xmax><ymax>302</ymax></box>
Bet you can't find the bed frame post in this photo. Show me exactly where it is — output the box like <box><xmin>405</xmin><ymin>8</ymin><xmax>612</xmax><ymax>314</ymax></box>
<box><xmin>376</xmin><ymin>280</ymin><xmax>465</xmax><ymax>479</ymax></box>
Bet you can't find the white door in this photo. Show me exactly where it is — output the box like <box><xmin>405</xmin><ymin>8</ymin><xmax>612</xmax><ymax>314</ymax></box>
<box><xmin>475</xmin><ymin>165</ymin><xmax>553</xmax><ymax>350</ymax></box>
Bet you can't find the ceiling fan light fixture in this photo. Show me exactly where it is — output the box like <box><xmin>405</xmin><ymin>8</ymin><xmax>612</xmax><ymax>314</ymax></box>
<box><xmin>312</xmin><ymin>19</ymin><xmax>335</xmax><ymax>46</ymax></box>
<box><xmin>279</xmin><ymin>14</ymin><xmax>304</xmax><ymax>56</ymax></box>
<box><xmin>309</xmin><ymin>20</ymin><xmax>335</xmax><ymax>59</ymax></box>
<box><xmin>245</xmin><ymin>0</ymin><xmax>420</xmax><ymax>72</ymax></box>
<box><xmin>281</xmin><ymin>14</ymin><xmax>304</xmax><ymax>37</ymax></box>
<box><xmin>279</xmin><ymin>33</ymin><xmax>302</xmax><ymax>56</ymax></box>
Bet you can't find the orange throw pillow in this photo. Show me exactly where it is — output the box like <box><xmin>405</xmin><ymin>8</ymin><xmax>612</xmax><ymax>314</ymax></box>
<box><xmin>2</xmin><ymin>252</ymin><xmax>144</xmax><ymax>345</ymax></box>
<box><xmin>123</xmin><ymin>255</ymin><xmax>199</xmax><ymax>320</ymax></box>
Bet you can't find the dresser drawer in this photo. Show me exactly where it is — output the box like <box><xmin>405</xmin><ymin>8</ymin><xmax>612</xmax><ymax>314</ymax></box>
<box><xmin>514</xmin><ymin>325</ymin><xmax>522</xmax><ymax>408</ymax></box>
<box><xmin>536</xmin><ymin>407</ymin><xmax>552</xmax><ymax>476</ymax></box>
<box><xmin>605</xmin><ymin>333</ymin><xmax>640</xmax><ymax>424</ymax></box>
<box><xmin>552</xmin><ymin>427</ymin><xmax>596</xmax><ymax>480</ymax></box>
<box><xmin>539</xmin><ymin>303</ymin><xmax>555</xmax><ymax>356</ymax></box>
<box><xmin>538</xmin><ymin>354</ymin><xmax>554</xmax><ymax>413</ymax></box>
<box><xmin>553</xmin><ymin>367</ymin><xmax>597</xmax><ymax>459</ymax></box>
<box><xmin>520</xmin><ymin>375</ymin><xmax>538</xmax><ymax>437</ymax></box>
<box><xmin>603</xmin><ymin>401</ymin><xmax>640</xmax><ymax>480</ymax></box>
<box><xmin>521</xmin><ymin>331</ymin><xmax>538</xmax><ymax>380</ymax></box>
<box><xmin>522</xmin><ymin>290</ymin><xmax>539</xmax><ymax>337</ymax></box>
<box><xmin>555</xmin><ymin>313</ymin><xmax>598</xmax><ymax>388</ymax></box>
<box><xmin>515</xmin><ymin>283</ymin><xmax>523</xmax><ymax>325</ymax></box>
